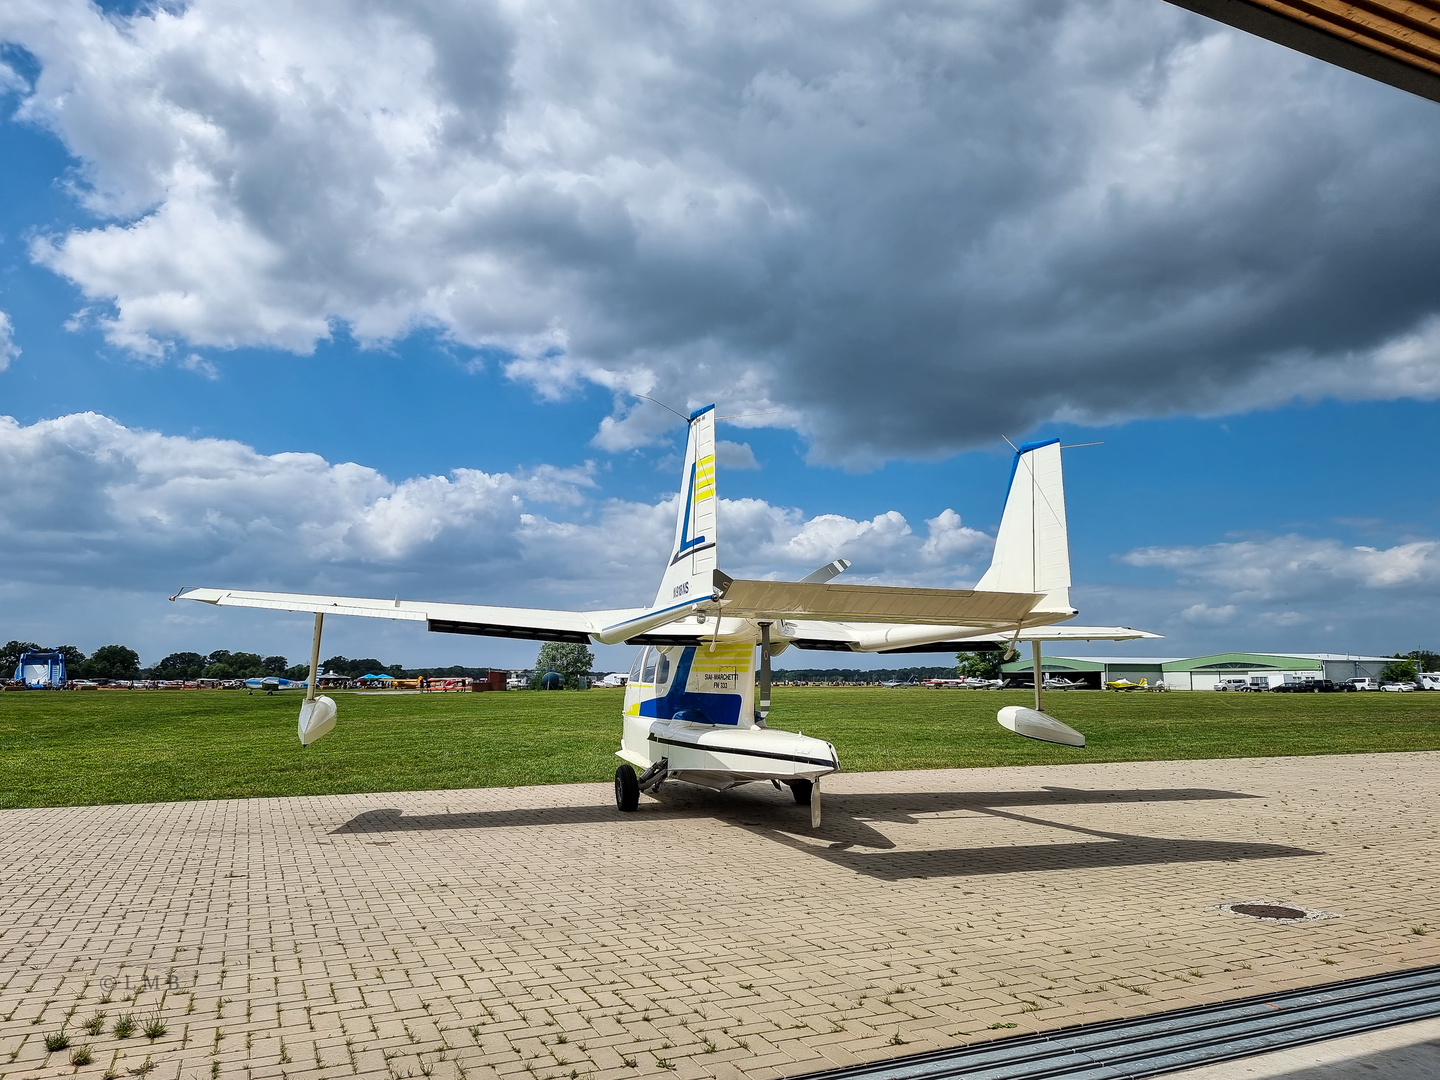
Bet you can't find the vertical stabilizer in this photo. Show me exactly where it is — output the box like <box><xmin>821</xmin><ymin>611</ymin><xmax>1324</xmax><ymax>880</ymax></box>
<box><xmin>975</xmin><ymin>439</ymin><xmax>1072</xmax><ymax>612</ymax></box>
<box><xmin>652</xmin><ymin>405</ymin><xmax>719</xmax><ymax>608</ymax></box>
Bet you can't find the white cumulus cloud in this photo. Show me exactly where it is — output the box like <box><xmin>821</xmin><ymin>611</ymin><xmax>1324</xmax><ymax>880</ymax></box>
<box><xmin>1122</xmin><ymin>535</ymin><xmax>1440</xmax><ymax>599</ymax></box>
<box><xmin>0</xmin><ymin>412</ymin><xmax>995</xmax><ymax>657</ymax></box>
<box><xmin>0</xmin><ymin>311</ymin><xmax>18</xmax><ymax>371</ymax></box>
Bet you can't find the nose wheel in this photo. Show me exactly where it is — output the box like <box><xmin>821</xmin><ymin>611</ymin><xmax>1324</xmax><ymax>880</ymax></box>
<box><xmin>614</xmin><ymin>765</ymin><xmax>640</xmax><ymax>812</ymax></box>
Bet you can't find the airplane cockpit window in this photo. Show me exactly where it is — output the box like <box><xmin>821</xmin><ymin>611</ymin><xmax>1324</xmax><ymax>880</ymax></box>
<box><xmin>640</xmin><ymin>647</ymin><xmax>658</xmax><ymax>684</ymax></box>
<box><xmin>628</xmin><ymin>650</ymin><xmax>645</xmax><ymax>683</ymax></box>
<box><xmin>654</xmin><ymin>650</ymin><xmax>672</xmax><ymax>687</ymax></box>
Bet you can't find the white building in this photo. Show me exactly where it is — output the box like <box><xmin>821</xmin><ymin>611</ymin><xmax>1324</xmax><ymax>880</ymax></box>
<box><xmin>1000</xmin><ymin>652</ymin><xmax>1398</xmax><ymax>689</ymax></box>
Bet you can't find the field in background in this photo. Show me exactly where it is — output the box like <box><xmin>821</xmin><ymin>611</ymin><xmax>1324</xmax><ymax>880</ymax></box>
<box><xmin>2</xmin><ymin>687</ymin><xmax>1438</xmax><ymax>808</ymax></box>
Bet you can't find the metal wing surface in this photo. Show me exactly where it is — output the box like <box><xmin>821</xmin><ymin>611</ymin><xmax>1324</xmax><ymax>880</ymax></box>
<box><xmin>171</xmin><ymin>586</ymin><xmax>644</xmax><ymax>645</ymax></box>
<box><xmin>714</xmin><ymin>577</ymin><xmax>1043</xmax><ymax>626</ymax></box>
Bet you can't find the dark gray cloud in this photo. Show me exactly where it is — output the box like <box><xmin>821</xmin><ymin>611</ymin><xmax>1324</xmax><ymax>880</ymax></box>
<box><xmin>6</xmin><ymin>0</ymin><xmax>1440</xmax><ymax>463</ymax></box>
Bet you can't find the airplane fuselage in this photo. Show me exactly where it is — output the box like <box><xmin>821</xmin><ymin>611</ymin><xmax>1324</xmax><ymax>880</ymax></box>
<box><xmin>617</xmin><ymin>644</ymin><xmax>838</xmax><ymax>792</ymax></box>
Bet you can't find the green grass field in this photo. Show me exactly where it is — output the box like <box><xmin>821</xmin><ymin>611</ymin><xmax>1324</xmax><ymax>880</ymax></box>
<box><xmin>2</xmin><ymin>687</ymin><xmax>1439</xmax><ymax>808</ymax></box>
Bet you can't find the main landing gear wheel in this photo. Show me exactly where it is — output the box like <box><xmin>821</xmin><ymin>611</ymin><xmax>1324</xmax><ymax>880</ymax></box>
<box><xmin>614</xmin><ymin>765</ymin><xmax>640</xmax><ymax>812</ymax></box>
<box><xmin>787</xmin><ymin>779</ymin><xmax>813</xmax><ymax>805</ymax></box>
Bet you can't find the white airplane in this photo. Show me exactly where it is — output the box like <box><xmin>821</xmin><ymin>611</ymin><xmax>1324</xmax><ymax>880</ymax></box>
<box><xmin>244</xmin><ymin>676</ymin><xmax>306</xmax><ymax>694</ymax></box>
<box><xmin>172</xmin><ymin>406</ymin><xmax>1158</xmax><ymax>826</ymax></box>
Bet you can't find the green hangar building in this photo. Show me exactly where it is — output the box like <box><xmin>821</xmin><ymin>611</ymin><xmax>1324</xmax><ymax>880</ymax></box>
<box><xmin>999</xmin><ymin>652</ymin><xmax>1398</xmax><ymax>690</ymax></box>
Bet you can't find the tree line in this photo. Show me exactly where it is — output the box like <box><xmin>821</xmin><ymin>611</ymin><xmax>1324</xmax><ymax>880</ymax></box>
<box><xmin>2</xmin><ymin>640</ymin><xmax>508</xmax><ymax>682</ymax></box>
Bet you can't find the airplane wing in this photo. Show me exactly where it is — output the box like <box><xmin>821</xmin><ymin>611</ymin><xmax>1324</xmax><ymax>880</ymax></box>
<box><xmin>713</xmin><ymin>574</ymin><xmax>1046</xmax><ymax>627</ymax></box>
<box><xmin>170</xmin><ymin>586</ymin><xmax>644</xmax><ymax>645</ymax></box>
<box><xmin>778</xmin><ymin>619</ymin><xmax>1162</xmax><ymax>653</ymax></box>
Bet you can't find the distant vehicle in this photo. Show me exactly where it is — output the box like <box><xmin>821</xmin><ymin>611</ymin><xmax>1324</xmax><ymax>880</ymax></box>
<box><xmin>1380</xmin><ymin>681</ymin><xmax>1414</xmax><ymax>692</ymax></box>
<box><xmin>1419</xmin><ymin>673</ymin><xmax>1440</xmax><ymax>691</ymax></box>
<box><xmin>1273</xmin><ymin>679</ymin><xmax>1340</xmax><ymax>693</ymax></box>
<box><xmin>1044</xmin><ymin>676</ymin><xmax>1085</xmax><ymax>690</ymax></box>
<box><xmin>880</xmin><ymin>675</ymin><xmax>921</xmax><ymax>688</ymax></box>
<box><xmin>1214</xmin><ymin>677</ymin><xmax>1250</xmax><ymax>692</ymax></box>
<box><xmin>598</xmin><ymin>672</ymin><xmax>630</xmax><ymax>688</ymax></box>
<box><xmin>1106</xmin><ymin>677</ymin><xmax>1151</xmax><ymax>692</ymax></box>
<box><xmin>1346</xmin><ymin>677</ymin><xmax>1379</xmax><ymax>691</ymax></box>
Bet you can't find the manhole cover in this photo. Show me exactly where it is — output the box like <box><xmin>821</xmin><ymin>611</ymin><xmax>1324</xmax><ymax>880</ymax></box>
<box><xmin>1221</xmin><ymin>900</ymin><xmax>1339</xmax><ymax>923</ymax></box>
<box><xmin>1232</xmin><ymin>903</ymin><xmax>1306</xmax><ymax>920</ymax></box>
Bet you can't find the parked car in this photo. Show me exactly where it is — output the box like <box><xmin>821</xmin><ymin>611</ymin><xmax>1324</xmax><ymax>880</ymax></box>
<box><xmin>1215</xmin><ymin>677</ymin><xmax>1251</xmax><ymax>692</ymax></box>
<box><xmin>1380</xmin><ymin>682</ymin><xmax>1415</xmax><ymax>692</ymax></box>
<box><xmin>1345</xmin><ymin>677</ymin><xmax>1379</xmax><ymax>691</ymax></box>
<box><xmin>1272</xmin><ymin>679</ymin><xmax>1341</xmax><ymax>693</ymax></box>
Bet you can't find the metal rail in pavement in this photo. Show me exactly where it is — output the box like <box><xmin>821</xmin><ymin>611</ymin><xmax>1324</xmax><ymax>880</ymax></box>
<box><xmin>791</xmin><ymin>964</ymin><xmax>1440</xmax><ymax>1080</ymax></box>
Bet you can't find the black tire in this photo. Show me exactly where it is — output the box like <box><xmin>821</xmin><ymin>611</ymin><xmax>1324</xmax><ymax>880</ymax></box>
<box><xmin>614</xmin><ymin>765</ymin><xmax>640</xmax><ymax>812</ymax></box>
<box><xmin>787</xmin><ymin>779</ymin><xmax>813</xmax><ymax>805</ymax></box>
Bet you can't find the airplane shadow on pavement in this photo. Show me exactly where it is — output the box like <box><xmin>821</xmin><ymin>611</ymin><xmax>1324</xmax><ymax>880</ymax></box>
<box><xmin>332</xmin><ymin>784</ymin><xmax>1320</xmax><ymax>881</ymax></box>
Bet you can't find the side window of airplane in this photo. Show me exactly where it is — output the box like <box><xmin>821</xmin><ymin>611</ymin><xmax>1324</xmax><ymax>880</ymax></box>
<box><xmin>628</xmin><ymin>650</ymin><xmax>645</xmax><ymax>684</ymax></box>
<box><xmin>654</xmin><ymin>650</ymin><xmax>671</xmax><ymax>688</ymax></box>
<box><xmin>639</xmin><ymin>647</ymin><xmax>658</xmax><ymax>684</ymax></box>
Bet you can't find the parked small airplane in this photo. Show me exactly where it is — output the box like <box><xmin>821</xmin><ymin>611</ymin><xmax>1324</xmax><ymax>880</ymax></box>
<box><xmin>1044</xmin><ymin>676</ymin><xmax>1086</xmax><ymax>690</ymax></box>
<box><xmin>244</xmin><ymin>676</ymin><xmax>306</xmax><ymax>694</ymax></box>
<box><xmin>173</xmin><ymin>406</ymin><xmax>1158</xmax><ymax>825</ymax></box>
<box><xmin>1105</xmin><ymin>676</ymin><xmax>1152</xmax><ymax>694</ymax></box>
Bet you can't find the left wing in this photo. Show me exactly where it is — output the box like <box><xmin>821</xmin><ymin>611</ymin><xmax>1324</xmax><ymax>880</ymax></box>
<box><xmin>171</xmin><ymin>587</ymin><xmax>644</xmax><ymax>644</ymax></box>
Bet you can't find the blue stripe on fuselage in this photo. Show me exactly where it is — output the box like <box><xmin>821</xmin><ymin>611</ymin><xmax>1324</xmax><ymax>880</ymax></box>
<box><xmin>637</xmin><ymin>647</ymin><xmax>742</xmax><ymax>726</ymax></box>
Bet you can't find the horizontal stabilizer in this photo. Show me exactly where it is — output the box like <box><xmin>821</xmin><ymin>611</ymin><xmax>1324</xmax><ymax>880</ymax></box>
<box><xmin>716</xmin><ymin>577</ymin><xmax>1041</xmax><ymax>626</ymax></box>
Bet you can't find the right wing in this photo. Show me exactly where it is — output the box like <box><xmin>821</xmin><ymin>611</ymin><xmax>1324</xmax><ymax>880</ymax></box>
<box><xmin>782</xmin><ymin>620</ymin><xmax>1163</xmax><ymax>653</ymax></box>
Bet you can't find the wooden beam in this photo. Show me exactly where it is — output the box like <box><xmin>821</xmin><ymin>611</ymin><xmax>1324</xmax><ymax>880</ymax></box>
<box><xmin>1165</xmin><ymin>0</ymin><xmax>1440</xmax><ymax>103</ymax></box>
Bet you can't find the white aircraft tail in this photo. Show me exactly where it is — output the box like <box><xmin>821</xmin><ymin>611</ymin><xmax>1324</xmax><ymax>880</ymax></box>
<box><xmin>652</xmin><ymin>405</ymin><xmax>719</xmax><ymax>608</ymax></box>
<box><xmin>975</xmin><ymin>439</ymin><xmax>1072</xmax><ymax>613</ymax></box>
<box><xmin>594</xmin><ymin>405</ymin><xmax>720</xmax><ymax>645</ymax></box>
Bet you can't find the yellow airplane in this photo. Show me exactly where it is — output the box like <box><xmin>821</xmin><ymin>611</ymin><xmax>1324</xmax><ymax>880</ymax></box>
<box><xmin>1105</xmin><ymin>677</ymin><xmax>1149</xmax><ymax>692</ymax></box>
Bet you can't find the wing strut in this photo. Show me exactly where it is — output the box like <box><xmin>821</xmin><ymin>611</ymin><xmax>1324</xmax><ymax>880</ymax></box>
<box><xmin>758</xmin><ymin>622</ymin><xmax>772</xmax><ymax>727</ymax></box>
<box><xmin>1032</xmin><ymin>639</ymin><xmax>1044</xmax><ymax>714</ymax></box>
<box><xmin>306</xmin><ymin>613</ymin><xmax>323</xmax><ymax>705</ymax></box>
<box><xmin>298</xmin><ymin>612</ymin><xmax>338</xmax><ymax>746</ymax></box>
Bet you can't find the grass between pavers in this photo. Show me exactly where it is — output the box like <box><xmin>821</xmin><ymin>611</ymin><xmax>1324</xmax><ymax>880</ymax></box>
<box><xmin>1</xmin><ymin>687</ymin><xmax>1438</xmax><ymax>808</ymax></box>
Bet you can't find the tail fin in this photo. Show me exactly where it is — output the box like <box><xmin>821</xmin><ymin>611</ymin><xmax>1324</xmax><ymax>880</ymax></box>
<box><xmin>975</xmin><ymin>439</ymin><xmax>1072</xmax><ymax>612</ymax></box>
<box><xmin>652</xmin><ymin>405</ymin><xmax>719</xmax><ymax>608</ymax></box>
<box><xmin>593</xmin><ymin>406</ymin><xmax>720</xmax><ymax>646</ymax></box>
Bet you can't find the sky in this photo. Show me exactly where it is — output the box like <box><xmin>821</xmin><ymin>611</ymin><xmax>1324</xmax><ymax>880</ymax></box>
<box><xmin>2</xmin><ymin>0</ymin><xmax>1440</xmax><ymax>672</ymax></box>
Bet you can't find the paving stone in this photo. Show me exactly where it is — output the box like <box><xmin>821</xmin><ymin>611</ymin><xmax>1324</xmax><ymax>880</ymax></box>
<box><xmin>3</xmin><ymin>754</ymin><xmax>1440</xmax><ymax>1079</ymax></box>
